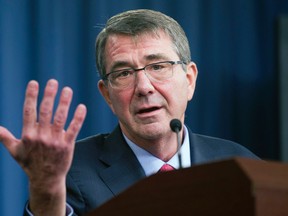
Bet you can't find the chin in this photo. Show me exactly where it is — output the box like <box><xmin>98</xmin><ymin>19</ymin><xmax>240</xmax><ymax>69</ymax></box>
<box><xmin>137</xmin><ymin>123</ymin><xmax>168</xmax><ymax>139</ymax></box>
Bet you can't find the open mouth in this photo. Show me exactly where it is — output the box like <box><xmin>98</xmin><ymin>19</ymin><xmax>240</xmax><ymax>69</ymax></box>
<box><xmin>137</xmin><ymin>106</ymin><xmax>160</xmax><ymax>114</ymax></box>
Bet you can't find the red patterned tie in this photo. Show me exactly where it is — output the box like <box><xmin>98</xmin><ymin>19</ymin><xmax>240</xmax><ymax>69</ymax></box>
<box><xmin>159</xmin><ymin>164</ymin><xmax>175</xmax><ymax>172</ymax></box>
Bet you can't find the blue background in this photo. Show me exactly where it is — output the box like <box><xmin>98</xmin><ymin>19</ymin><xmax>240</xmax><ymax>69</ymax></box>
<box><xmin>1</xmin><ymin>0</ymin><xmax>288</xmax><ymax>215</ymax></box>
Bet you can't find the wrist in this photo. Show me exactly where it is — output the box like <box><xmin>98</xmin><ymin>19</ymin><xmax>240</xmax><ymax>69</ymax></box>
<box><xmin>29</xmin><ymin>177</ymin><xmax>66</xmax><ymax>216</ymax></box>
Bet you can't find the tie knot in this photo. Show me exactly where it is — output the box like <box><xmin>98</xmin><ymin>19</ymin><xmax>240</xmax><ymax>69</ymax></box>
<box><xmin>159</xmin><ymin>164</ymin><xmax>175</xmax><ymax>172</ymax></box>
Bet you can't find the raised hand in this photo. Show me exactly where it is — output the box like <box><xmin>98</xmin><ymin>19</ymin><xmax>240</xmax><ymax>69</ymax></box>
<box><xmin>0</xmin><ymin>79</ymin><xmax>87</xmax><ymax>216</ymax></box>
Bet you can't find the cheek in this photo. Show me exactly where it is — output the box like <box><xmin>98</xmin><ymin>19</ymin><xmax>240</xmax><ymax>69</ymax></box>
<box><xmin>156</xmin><ymin>82</ymin><xmax>183</xmax><ymax>107</ymax></box>
<box><xmin>109</xmin><ymin>91</ymin><xmax>132</xmax><ymax>115</ymax></box>
<box><xmin>169</xmin><ymin>79</ymin><xmax>191</xmax><ymax>106</ymax></box>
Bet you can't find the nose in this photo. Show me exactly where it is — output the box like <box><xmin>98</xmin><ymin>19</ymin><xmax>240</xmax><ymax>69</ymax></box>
<box><xmin>134</xmin><ymin>70</ymin><xmax>155</xmax><ymax>96</ymax></box>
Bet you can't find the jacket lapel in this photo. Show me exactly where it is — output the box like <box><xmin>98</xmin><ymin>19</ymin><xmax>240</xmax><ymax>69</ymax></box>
<box><xmin>98</xmin><ymin>126</ymin><xmax>146</xmax><ymax>196</ymax></box>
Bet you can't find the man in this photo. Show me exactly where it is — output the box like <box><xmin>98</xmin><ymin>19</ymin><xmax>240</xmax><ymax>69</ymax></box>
<box><xmin>0</xmin><ymin>9</ymin><xmax>258</xmax><ymax>215</ymax></box>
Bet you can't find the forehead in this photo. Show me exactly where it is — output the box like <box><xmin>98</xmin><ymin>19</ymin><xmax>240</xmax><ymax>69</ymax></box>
<box><xmin>104</xmin><ymin>31</ymin><xmax>178</xmax><ymax>68</ymax></box>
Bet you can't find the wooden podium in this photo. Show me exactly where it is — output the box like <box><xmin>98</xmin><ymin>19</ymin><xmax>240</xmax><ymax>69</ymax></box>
<box><xmin>85</xmin><ymin>157</ymin><xmax>288</xmax><ymax>216</ymax></box>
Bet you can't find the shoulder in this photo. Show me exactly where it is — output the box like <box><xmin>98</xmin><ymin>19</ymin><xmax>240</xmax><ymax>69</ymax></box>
<box><xmin>73</xmin><ymin>133</ymin><xmax>109</xmax><ymax>159</ymax></box>
<box><xmin>188</xmin><ymin>131</ymin><xmax>260</xmax><ymax>164</ymax></box>
<box><xmin>70</xmin><ymin>125</ymin><xmax>131</xmax><ymax>170</ymax></box>
<box><xmin>191</xmin><ymin>133</ymin><xmax>241</xmax><ymax>147</ymax></box>
<box><xmin>191</xmin><ymin>133</ymin><xmax>242</xmax><ymax>148</ymax></box>
<box><xmin>76</xmin><ymin>132</ymin><xmax>109</xmax><ymax>148</ymax></box>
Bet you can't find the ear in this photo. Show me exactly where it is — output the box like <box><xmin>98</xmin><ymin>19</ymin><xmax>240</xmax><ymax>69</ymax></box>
<box><xmin>186</xmin><ymin>62</ymin><xmax>198</xmax><ymax>101</ymax></box>
<box><xmin>98</xmin><ymin>80</ymin><xmax>116</xmax><ymax>114</ymax></box>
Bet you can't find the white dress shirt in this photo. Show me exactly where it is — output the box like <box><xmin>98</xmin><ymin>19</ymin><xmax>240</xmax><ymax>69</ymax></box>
<box><xmin>124</xmin><ymin>125</ymin><xmax>191</xmax><ymax>176</ymax></box>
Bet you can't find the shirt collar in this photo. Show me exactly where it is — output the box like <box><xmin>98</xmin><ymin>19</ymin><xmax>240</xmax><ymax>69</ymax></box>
<box><xmin>124</xmin><ymin>125</ymin><xmax>191</xmax><ymax>176</ymax></box>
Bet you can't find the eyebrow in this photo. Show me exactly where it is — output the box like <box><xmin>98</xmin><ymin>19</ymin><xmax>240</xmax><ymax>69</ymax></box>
<box><xmin>109</xmin><ymin>53</ymin><xmax>170</xmax><ymax>73</ymax></box>
<box><xmin>145</xmin><ymin>53</ymin><xmax>170</xmax><ymax>61</ymax></box>
<box><xmin>109</xmin><ymin>61</ymin><xmax>131</xmax><ymax>73</ymax></box>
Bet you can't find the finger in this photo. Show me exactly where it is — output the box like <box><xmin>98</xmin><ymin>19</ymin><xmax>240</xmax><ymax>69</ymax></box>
<box><xmin>38</xmin><ymin>79</ymin><xmax>58</xmax><ymax>131</ymax></box>
<box><xmin>22</xmin><ymin>80</ymin><xmax>39</xmax><ymax>132</ymax></box>
<box><xmin>52</xmin><ymin>87</ymin><xmax>73</xmax><ymax>134</ymax></box>
<box><xmin>0</xmin><ymin>126</ymin><xmax>19</xmax><ymax>154</ymax></box>
<box><xmin>65</xmin><ymin>104</ymin><xmax>87</xmax><ymax>143</ymax></box>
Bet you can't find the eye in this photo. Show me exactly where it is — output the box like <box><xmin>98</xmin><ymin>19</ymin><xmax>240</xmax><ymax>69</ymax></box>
<box><xmin>112</xmin><ymin>70</ymin><xmax>133</xmax><ymax>79</ymax></box>
<box><xmin>148</xmin><ymin>62</ymin><xmax>170</xmax><ymax>72</ymax></box>
<box><xmin>151</xmin><ymin>63</ymin><xmax>165</xmax><ymax>71</ymax></box>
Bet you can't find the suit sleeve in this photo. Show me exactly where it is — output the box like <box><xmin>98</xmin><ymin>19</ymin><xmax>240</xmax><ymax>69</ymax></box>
<box><xmin>66</xmin><ymin>173</ymin><xmax>86</xmax><ymax>215</ymax></box>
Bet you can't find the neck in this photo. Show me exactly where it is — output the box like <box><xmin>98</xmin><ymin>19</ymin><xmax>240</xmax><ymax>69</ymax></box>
<box><xmin>124</xmin><ymin>129</ymin><xmax>183</xmax><ymax>162</ymax></box>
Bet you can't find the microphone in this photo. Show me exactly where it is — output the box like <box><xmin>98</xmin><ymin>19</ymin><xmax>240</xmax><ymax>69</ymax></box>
<box><xmin>170</xmin><ymin>119</ymin><xmax>183</xmax><ymax>169</ymax></box>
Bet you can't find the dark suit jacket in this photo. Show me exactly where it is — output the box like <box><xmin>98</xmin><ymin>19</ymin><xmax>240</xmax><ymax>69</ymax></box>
<box><xmin>66</xmin><ymin>125</ymin><xmax>258</xmax><ymax>215</ymax></box>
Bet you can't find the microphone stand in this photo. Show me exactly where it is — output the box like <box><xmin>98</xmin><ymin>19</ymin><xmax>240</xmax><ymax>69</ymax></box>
<box><xmin>170</xmin><ymin>119</ymin><xmax>183</xmax><ymax>169</ymax></box>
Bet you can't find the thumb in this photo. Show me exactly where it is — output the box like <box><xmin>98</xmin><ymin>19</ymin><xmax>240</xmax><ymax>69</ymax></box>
<box><xmin>0</xmin><ymin>126</ymin><xmax>18</xmax><ymax>151</ymax></box>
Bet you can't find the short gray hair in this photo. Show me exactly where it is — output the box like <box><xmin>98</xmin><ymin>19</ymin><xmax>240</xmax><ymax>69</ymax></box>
<box><xmin>95</xmin><ymin>9</ymin><xmax>191</xmax><ymax>78</ymax></box>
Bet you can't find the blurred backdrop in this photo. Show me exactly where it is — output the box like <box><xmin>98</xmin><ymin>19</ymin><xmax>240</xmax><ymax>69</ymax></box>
<box><xmin>1</xmin><ymin>0</ymin><xmax>288</xmax><ymax>215</ymax></box>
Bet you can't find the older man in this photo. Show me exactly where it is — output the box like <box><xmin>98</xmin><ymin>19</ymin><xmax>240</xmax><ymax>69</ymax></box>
<box><xmin>0</xmin><ymin>9</ymin><xmax>258</xmax><ymax>216</ymax></box>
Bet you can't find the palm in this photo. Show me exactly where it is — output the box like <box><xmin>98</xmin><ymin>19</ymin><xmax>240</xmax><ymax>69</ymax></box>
<box><xmin>0</xmin><ymin>79</ymin><xmax>86</xmax><ymax>183</ymax></box>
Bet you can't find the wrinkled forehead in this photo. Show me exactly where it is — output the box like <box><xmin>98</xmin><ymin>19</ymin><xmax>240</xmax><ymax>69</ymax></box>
<box><xmin>104</xmin><ymin>30</ymin><xmax>178</xmax><ymax>60</ymax></box>
<box><xmin>106</xmin><ymin>29</ymin><xmax>172</xmax><ymax>46</ymax></box>
<box><xmin>105</xmin><ymin>31</ymin><xmax>177</xmax><ymax>59</ymax></box>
